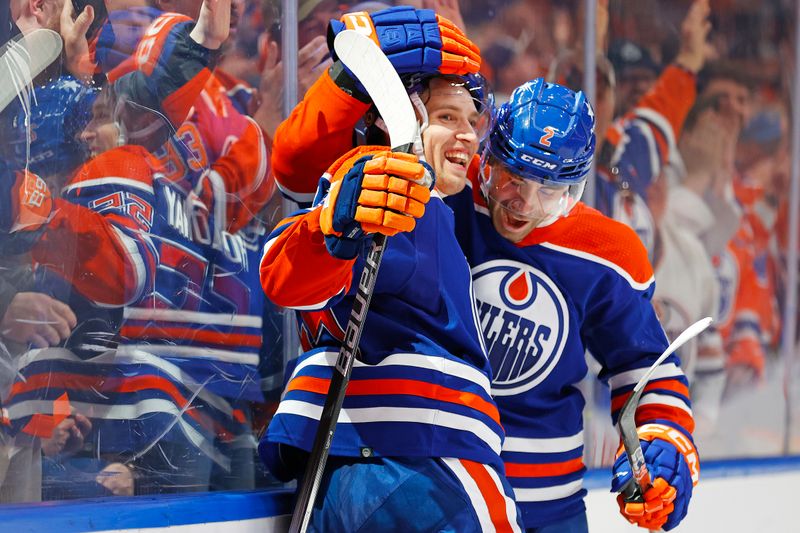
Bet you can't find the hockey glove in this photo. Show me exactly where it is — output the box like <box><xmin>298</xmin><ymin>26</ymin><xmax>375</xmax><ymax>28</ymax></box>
<box><xmin>320</xmin><ymin>146</ymin><xmax>433</xmax><ymax>260</ymax></box>
<box><xmin>328</xmin><ymin>5</ymin><xmax>481</xmax><ymax>78</ymax></box>
<box><xmin>0</xmin><ymin>165</ymin><xmax>53</xmax><ymax>235</ymax></box>
<box><xmin>611</xmin><ymin>424</ymin><xmax>700</xmax><ymax>531</ymax></box>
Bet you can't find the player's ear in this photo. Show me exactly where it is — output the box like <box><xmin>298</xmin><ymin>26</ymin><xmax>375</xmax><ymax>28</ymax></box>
<box><xmin>29</xmin><ymin>0</ymin><xmax>47</xmax><ymax>21</ymax></box>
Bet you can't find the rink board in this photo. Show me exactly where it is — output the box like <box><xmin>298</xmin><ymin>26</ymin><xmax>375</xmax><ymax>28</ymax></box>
<box><xmin>2</xmin><ymin>457</ymin><xmax>799</xmax><ymax>532</ymax></box>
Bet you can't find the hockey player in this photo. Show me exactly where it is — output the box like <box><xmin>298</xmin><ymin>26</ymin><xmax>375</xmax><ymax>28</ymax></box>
<box><xmin>443</xmin><ymin>79</ymin><xmax>698</xmax><ymax>532</ymax></box>
<box><xmin>253</xmin><ymin>3</ymin><xmax>693</xmax><ymax>531</ymax></box>
<box><xmin>266</xmin><ymin>63</ymin><xmax>696</xmax><ymax>531</ymax></box>
<box><xmin>259</xmin><ymin>6</ymin><xmax>523</xmax><ymax>531</ymax></box>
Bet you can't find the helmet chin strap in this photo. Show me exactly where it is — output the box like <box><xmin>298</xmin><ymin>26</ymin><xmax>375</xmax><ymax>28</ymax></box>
<box><xmin>409</xmin><ymin>91</ymin><xmax>428</xmax><ymax>162</ymax></box>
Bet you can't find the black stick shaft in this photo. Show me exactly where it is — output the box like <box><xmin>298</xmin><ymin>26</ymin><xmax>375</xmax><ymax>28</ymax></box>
<box><xmin>288</xmin><ymin>233</ymin><xmax>387</xmax><ymax>533</ymax></box>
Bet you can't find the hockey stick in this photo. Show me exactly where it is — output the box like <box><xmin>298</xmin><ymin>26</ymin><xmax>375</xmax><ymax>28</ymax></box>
<box><xmin>617</xmin><ymin>316</ymin><xmax>712</xmax><ymax>506</ymax></box>
<box><xmin>0</xmin><ymin>29</ymin><xmax>63</xmax><ymax>114</ymax></box>
<box><xmin>287</xmin><ymin>30</ymin><xmax>422</xmax><ymax>533</ymax></box>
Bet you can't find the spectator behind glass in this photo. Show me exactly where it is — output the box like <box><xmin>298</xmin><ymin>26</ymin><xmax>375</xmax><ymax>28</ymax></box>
<box><xmin>608</xmin><ymin>38</ymin><xmax>660</xmax><ymax>118</ymax></box>
<box><xmin>2</xmin><ymin>1</ymin><xmax>276</xmax><ymax>501</ymax></box>
<box><xmin>11</xmin><ymin>0</ymin><xmax>97</xmax><ymax>83</ymax></box>
<box><xmin>712</xmin><ymin>107</ymin><xmax>784</xmax><ymax>395</ymax></box>
<box><xmin>592</xmin><ymin>0</ymin><xmax>711</xmax><ymax>256</ymax></box>
<box><xmin>252</xmin><ymin>0</ymin><xmax>351</xmax><ymax>138</ymax></box>
<box><xmin>0</xmin><ymin>1</ymin><xmax>99</xmax><ymax>501</ymax></box>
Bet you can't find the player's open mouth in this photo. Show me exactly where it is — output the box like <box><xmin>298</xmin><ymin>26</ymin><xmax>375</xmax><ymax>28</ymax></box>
<box><xmin>445</xmin><ymin>150</ymin><xmax>469</xmax><ymax>168</ymax></box>
<box><xmin>501</xmin><ymin>210</ymin><xmax>530</xmax><ymax>230</ymax></box>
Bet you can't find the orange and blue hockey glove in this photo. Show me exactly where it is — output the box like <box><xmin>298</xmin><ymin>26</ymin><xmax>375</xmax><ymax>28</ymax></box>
<box><xmin>319</xmin><ymin>146</ymin><xmax>433</xmax><ymax>260</ymax></box>
<box><xmin>328</xmin><ymin>5</ymin><xmax>481</xmax><ymax>78</ymax></box>
<box><xmin>611</xmin><ymin>424</ymin><xmax>700</xmax><ymax>531</ymax></box>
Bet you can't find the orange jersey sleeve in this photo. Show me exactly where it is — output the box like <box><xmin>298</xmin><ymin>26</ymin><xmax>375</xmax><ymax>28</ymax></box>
<box><xmin>32</xmin><ymin>147</ymin><xmax>159</xmax><ymax>306</ymax></box>
<box><xmin>260</xmin><ymin>207</ymin><xmax>355</xmax><ymax>309</ymax></box>
<box><xmin>271</xmin><ymin>69</ymin><xmax>372</xmax><ymax>204</ymax></box>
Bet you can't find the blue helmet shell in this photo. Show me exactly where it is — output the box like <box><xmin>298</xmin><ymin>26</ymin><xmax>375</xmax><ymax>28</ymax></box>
<box><xmin>6</xmin><ymin>75</ymin><xmax>98</xmax><ymax>179</ymax></box>
<box><xmin>487</xmin><ymin>78</ymin><xmax>595</xmax><ymax>186</ymax></box>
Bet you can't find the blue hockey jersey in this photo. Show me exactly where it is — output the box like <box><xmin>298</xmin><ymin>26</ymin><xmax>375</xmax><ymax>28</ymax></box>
<box><xmin>445</xmin><ymin>178</ymin><xmax>695</xmax><ymax>528</ymax></box>
<box><xmin>259</xmin><ymin>184</ymin><xmax>505</xmax><ymax>470</ymax></box>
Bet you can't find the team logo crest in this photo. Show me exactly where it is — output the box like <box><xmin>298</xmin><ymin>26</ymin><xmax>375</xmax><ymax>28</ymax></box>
<box><xmin>472</xmin><ymin>260</ymin><xmax>569</xmax><ymax>395</ymax></box>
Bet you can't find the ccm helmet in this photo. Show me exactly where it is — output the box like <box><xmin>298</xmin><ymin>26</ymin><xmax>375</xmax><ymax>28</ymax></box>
<box><xmin>482</xmin><ymin>78</ymin><xmax>595</xmax><ymax>225</ymax></box>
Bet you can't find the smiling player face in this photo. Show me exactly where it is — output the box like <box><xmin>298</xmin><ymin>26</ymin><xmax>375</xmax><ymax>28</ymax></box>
<box><xmin>421</xmin><ymin>78</ymin><xmax>484</xmax><ymax>196</ymax></box>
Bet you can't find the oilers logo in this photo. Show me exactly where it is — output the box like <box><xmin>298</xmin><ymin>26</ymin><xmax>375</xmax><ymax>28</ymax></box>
<box><xmin>472</xmin><ymin>260</ymin><xmax>568</xmax><ymax>396</ymax></box>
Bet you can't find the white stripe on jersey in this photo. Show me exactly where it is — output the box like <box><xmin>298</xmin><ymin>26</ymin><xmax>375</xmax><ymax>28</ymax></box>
<box><xmin>503</xmin><ymin>431</ymin><xmax>583</xmax><ymax>454</ymax></box>
<box><xmin>6</xmin><ymin>398</ymin><xmax>230</xmax><ymax>469</ymax></box>
<box><xmin>244</xmin><ymin>115</ymin><xmax>268</xmax><ymax>194</ymax></box>
<box><xmin>608</xmin><ymin>362</ymin><xmax>684</xmax><ymax>390</ymax></box>
<box><xmin>118</xmin><ymin>344</ymin><xmax>259</xmax><ymax>366</ymax></box>
<box><xmin>632</xmin><ymin>119</ymin><xmax>661</xmax><ymax>181</ymax></box>
<box><xmin>123</xmin><ymin>307</ymin><xmax>262</xmax><ymax>328</ymax></box>
<box><xmin>291</xmin><ymin>350</ymin><xmax>493</xmax><ymax>397</ymax></box>
<box><xmin>538</xmin><ymin>242</ymin><xmax>654</xmax><ymax>292</ymax></box>
<box><xmin>442</xmin><ymin>457</ymin><xmax>522</xmax><ymax>532</ymax></box>
<box><xmin>204</xmin><ymin>168</ymin><xmax>228</xmax><ymax>250</ymax></box>
<box><xmin>14</xmin><ymin>348</ymin><xmax>235</xmax><ymax>415</ymax></box>
<box><xmin>638</xmin><ymin>392</ymin><xmax>693</xmax><ymax>416</ymax></box>
<box><xmin>513</xmin><ymin>478</ymin><xmax>584</xmax><ymax>502</ymax></box>
<box><xmin>276</xmin><ymin>400</ymin><xmax>503</xmax><ymax>454</ymax></box>
<box><xmin>442</xmin><ymin>458</ymin><xmax>494</xmax><ymax>532</ymax></box>
<box><xmin>274</xmin><ymin>179</ymin><xmax>317</xmax><ymax>204</ymax></box>
<box><xmin>634</xmin><ymin>108</ymin><xmax>677</xmax><ymax>155</ymax></box>
<box><xmin>62</xmin><ymin>177</ymin><xmax>155</xmax><ymax>195</ymax></box>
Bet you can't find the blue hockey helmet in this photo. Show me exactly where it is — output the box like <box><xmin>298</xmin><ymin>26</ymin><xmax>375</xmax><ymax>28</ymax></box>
<box><xmin>482</xmin><ymin>78</ymin><xmax>595</xmax><ymax>225</ymax></box>
<box><xmin>5</xmin><ymin>75</ymin><xmax>98</xmax><ymax>180</ymax></box>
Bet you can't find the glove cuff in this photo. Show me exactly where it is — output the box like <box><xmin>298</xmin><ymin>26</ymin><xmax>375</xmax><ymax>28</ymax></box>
<box><xmin>637</xmin><ymin>423</ymin><xmax>700</xmax><ymax>487</ymax></box>
<box><xmin>324</xmin><ymin>232</ymin><xmax>371</xmax><ymax>260</ymax></box>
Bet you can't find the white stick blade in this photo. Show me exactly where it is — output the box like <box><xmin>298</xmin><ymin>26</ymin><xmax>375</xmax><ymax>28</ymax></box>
<box><xmin>0</xmin><ymin>29</ymin><xmax>63</xmax><ymax>113</ymax></box>
<box><xmin>633</xmin><ymin>316</ymin><xmax>713</xmax><ymax>393</ymax></box>
<box><xmin>333</xmin><ymin>30</ymin><xmax>418</xmax><ymax>150</ymax></box>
